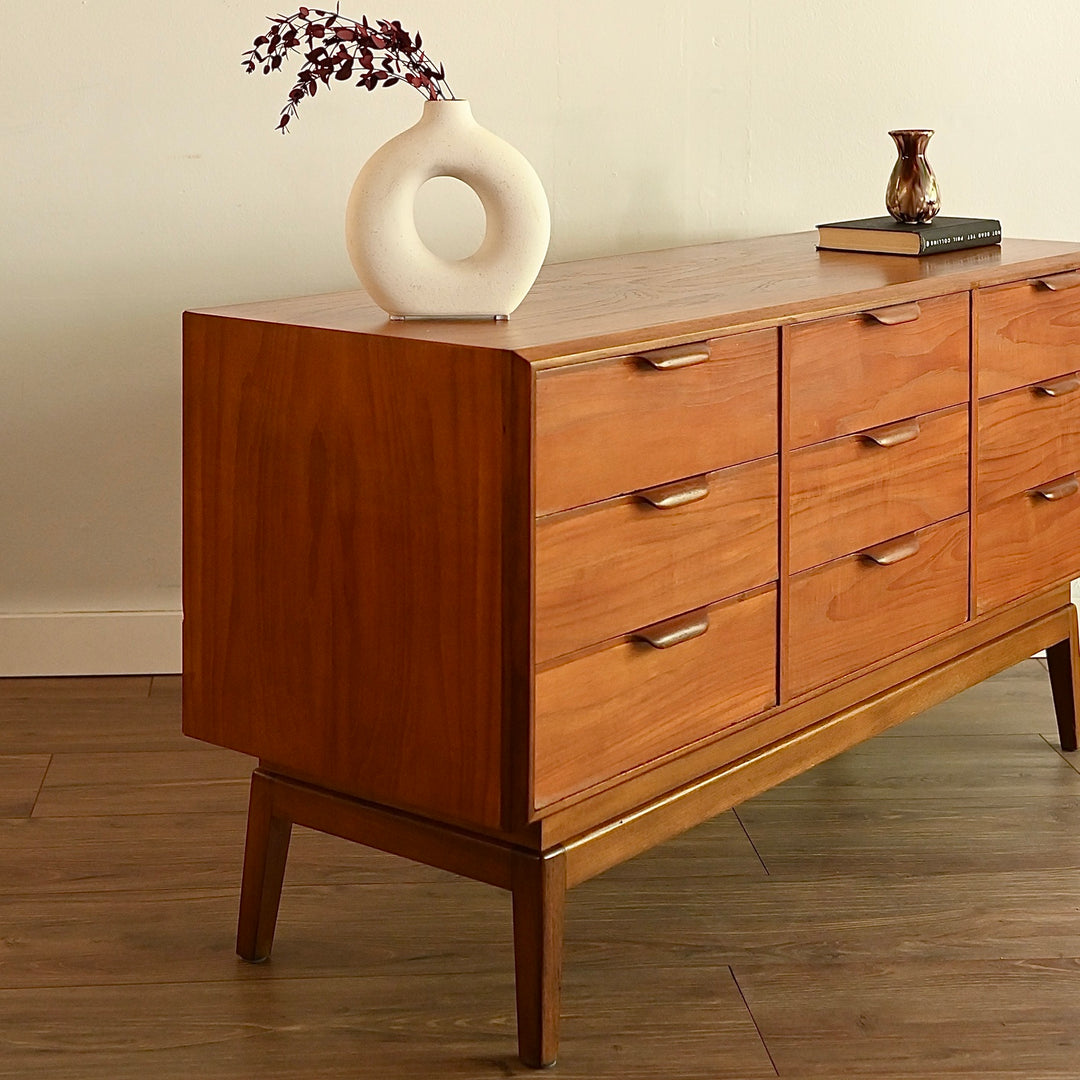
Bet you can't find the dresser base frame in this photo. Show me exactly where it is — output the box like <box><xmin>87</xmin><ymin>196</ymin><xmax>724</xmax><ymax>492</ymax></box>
<box><xmin>236</xmin><ymin>599</ymin><xmax>1079</xmax><ymax>1068</ymax></box>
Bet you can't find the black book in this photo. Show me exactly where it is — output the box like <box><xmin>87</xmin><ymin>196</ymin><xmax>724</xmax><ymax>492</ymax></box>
<box><xmin>816</xmin><ymin>215</ymin><xmax>1002</xmax><ymax>256</ymax></box>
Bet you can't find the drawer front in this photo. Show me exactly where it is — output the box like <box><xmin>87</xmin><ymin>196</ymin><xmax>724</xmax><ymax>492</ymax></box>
<box><xmin>976</xmin><ymin>476</ymin><xmax>1080</xmax><ymax>614</ymax></box>
<box><xmin>534</xmin><ymin>587</ymin><xmax>777</xmax><ymax>808</ymax></box>
<box><xmin>788</xmin><ymin>515</ymin><xmax>969</xmax><ymax>697</ymax></box>
<box><xmin>789</xmin><ymin>405</ymin><xmax>969</xmax><ymax>573</ymax></box>
<box><xmin>535</xmin><ymin>457</ymin><xmax>778</xmax><ymax>663</ymax></box>
<box><xmin>535</xmin><ymin>329</ymin><xmax>777</xmax><ymax>515</ymax></box>
<box><xmin>787</xmin><ymin>292</ymin><xmax>969</xmax><ymax>448</ymax></box>
<box><xmin>978</xmin><ymin>373</ymin><xmax>1080</xmax><ymax>508</ymax></box>
<box><xmin>977</xmin><ymin>272</ymin><xmax>1080</xmax><ymax>397</ymax></box>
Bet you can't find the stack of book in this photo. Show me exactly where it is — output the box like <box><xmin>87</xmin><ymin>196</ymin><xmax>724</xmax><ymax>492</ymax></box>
<box><xmin>816</xmin><ymin>215</ymin><xmax>1002</xmax><ymax>256</ymax></box>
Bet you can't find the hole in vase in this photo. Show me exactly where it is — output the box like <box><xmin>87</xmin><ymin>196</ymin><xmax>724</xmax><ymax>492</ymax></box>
<box><xmin>413</xmin><ymin>176</ymin><xmax>486</xmax><ymax>261</ymax></box>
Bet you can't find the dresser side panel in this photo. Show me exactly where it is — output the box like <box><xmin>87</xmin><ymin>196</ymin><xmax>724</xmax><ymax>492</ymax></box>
<box><xmin>182</xmin><ymin>314</ymin><xmax>515</xmax><ymax>830</ymax></box>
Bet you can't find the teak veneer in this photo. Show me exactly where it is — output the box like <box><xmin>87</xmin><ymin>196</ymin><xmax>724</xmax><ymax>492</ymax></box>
<box><xmin>183</xmin><ymin>232</ymin><xmax>1080</xmax><ymax>1067</ymax></box>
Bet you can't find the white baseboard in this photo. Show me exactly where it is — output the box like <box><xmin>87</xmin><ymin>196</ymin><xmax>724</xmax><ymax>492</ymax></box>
<box><xmin>0</xmin><ymin>610</ymin><xmax>182</xmax><ymax>676</ymax></box>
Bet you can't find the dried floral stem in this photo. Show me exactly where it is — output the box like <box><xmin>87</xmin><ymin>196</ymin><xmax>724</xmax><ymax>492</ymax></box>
<box><xmin>243</xmin><ymin>6</ymin><xmax>455</xmax><ymax>132</ymax></box>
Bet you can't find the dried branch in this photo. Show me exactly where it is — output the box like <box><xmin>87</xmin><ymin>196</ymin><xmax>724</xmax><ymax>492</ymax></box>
<box><xmin>243</xmin><ymin>6</ymin><xmax>455</xmax><ymax>132</ymax></box>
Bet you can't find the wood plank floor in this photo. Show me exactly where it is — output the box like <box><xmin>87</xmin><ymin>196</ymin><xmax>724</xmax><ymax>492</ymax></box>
<box><xmin>1</xmin><ymin>661</ymin><xmax>1079</xmax><ymax>1077</ymax></box>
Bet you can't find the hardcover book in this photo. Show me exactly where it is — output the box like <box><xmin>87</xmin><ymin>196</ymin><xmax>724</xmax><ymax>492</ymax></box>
<box><xmin>816</xmin><ymin>215</ymin><xmax>1002</xmax><ymax>256</ymax></box>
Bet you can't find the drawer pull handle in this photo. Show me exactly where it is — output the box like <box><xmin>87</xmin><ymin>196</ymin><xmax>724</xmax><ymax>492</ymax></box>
<box><xmin>632</xmin><ymin>610</ymin><xmax>710</xmax><ymax>650</ymax></box>
<box><xmin>636</xmin><ymin>476</ymin><xmax>710</xmax><ymax>509</ymax></box>
<box><xmin>862</xmin><ymin>302</ymin><xmax>921</xmax><ymax>326</ymax></box>
<box><xmin>1033</xmin><ymin>270</ymin><xmax>1080</xmax><ymax>292</ymax></box>
<box><xmin>1031</xmin><ymin>475</ymin><xmax>1080</xmax><ymax>501</ymax></box>
<box><xmin>860</xmin><ymin>534</ymin><xmax>921</xmax><ymax>566</ymax></box>
<box><xmin>634</xmin><ymin>343</ymin><xmax>712</xmax><ymax>370</ymax></box>
<box><xmin>1034</xmin><ymin>375</ymin><xmax>1080</xmax><ymax>398</ymax></box>
<box><xmin>861</xmin><ymin>418</ymin><xmax>922</xmax><ymax>448</ymax></box>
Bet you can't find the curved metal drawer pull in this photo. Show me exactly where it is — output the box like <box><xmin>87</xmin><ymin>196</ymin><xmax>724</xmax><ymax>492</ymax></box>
<box><xmin>860</xmin><ymin>534</ymin><xmax>921</xmax><ymax>566</ymax></box>
<box><xmin>633</xmin><ymin>343</ymin><xmax>712</xmax><ymax>370</ymax></box>
<box><xmin>632</xmin><ymin>610</ymin><xmax>710</xmax><ymax>649</ymax></box>
<box><xmin>1031</xmin><ymin>475</ymin><xmax>1080</xmax><ymax>501</ymax></box>
<box><xmin>862</xmin><ymin>302</ymin><xmax>921</xmax><ymax>326</ymax></box>
<box><xmin>861</xmin><ymin>418</ymin><xmax>922</xmax><ymax>448</ymax></box>
<box><xmin>636</xmin><ymin>476</ymin><xmax>710</xmax><ymax>509</ymax></box>
<box><xmin>1033</xmin><ymin>270</ymin><xmax>1080</xmax><ymax>292</ymax></box>
<box><xmin>1034</xmin><ymin>375</ymin><xmax>1080</xmax><ymax>398</ymax></box>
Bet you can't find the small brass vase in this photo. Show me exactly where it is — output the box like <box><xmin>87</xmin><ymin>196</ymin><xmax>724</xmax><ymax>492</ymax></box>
<box><xmin>886</xmin><ymin>129</ymin><xmax>941</xmax><ymax>223</ymax></box>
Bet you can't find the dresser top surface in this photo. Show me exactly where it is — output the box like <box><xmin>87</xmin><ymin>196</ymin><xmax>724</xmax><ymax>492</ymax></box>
<box><xmin>190</xmin><ymin>232</ymin><xmax>1080</xmax><ymax>364</ymax></box>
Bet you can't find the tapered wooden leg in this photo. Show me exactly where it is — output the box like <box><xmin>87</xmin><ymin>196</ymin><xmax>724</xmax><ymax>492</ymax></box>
<box><xmin>236</xmin><ymin>770</ymin><xmax>293</xmax><ymax>962</ymax></box>
<box><xmin>1047</xmin><ymin>605</ymin><xmax>1080</xmax><ymax>752</ymax></box>
<box><xmin>511</xmin><ymin>848</ymin><xmax>567</xmax><ymax>1069</ymax></box>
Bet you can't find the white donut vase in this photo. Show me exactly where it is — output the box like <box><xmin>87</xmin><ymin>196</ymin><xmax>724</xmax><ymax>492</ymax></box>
<box><xmin>345</xmin><ymin>99</ymin><xmax>551</xmax><ymax>319</ymax></box>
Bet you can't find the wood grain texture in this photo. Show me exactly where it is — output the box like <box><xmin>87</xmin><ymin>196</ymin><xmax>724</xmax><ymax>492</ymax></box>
<box><xmin>0</xmin><ymin>964</ymin><xmax>777</xmax><ymax>1080</ymax></box>
<box><xmin>788</xmin><ymin>404</ymin><xmax>968</xmax><ymax>572</ymax></box>
<box><xmin>560</xmin><ymin>606</ymin><xmax>1075</xmax><ymax>886</ymax></box>
<box><xmin>734</xmin><ymin>959</ymin><xmax>1080</xmax><ymax>1078</ymax></box>
<box><xmin>534</xmin><ymin>588</ymin><xmax>777</xmax><ymax>809</ymax></box>
<box><xmin>245</xmin><ymin>770</ymin><xmax>520</xmax><ymax>891</ymax></box>
<box><xmin>0</xmin><ymin>676</ymin><xmax>152</xmax><ymax>700</ymax></box>
<box><xmin>191</xmin><ymin>235</ymin><xmax>1080</xmax><ymax>366</ymax></box>
<box><xmin>788</xmin><ymin>515</ymin><xmax>969</xmax><ymax>697</ymax></box>
<box><xmin>32</xmin><ymin>750</ymin><xmax>252</xmax><ymax>817</ymax></box>
<box><xmin>977</xmin><ymin>276</ymin><xmax>1080</xmax><ymax>396</ymax></box>
<box><xmin>969</xmin><ymin>289</ymin><xmax>979</xmax><ymax>622</ymax></box>
<box><xmin>0</xmin><ymin>754</ymin><xmax>50</xmax><ymax>817</ymax></box>
<box><xmin>746</xmin><ymin>732</ymin><xmax>1080</xmax><ymax>805</ymax></box>
<box><xmin>534</xmin><ymin>329</ymin><xmax>778</xmax><ymax>514</ymax></box>
<box><xmin>778</xmin><ymin>323</ymin><xmax>793</xmax><ymax>707</ymax></box>
<box><xmin>976</xmin><ymin>487</ymin><xmax>1080</xmax><ymax>613</ymax></box>
<box><xmin>879</xmin><ymin>658</ymin><xmax>1059</xmax><ymax>737</ymax></box>
<box><xmin>236</xmin><ymin>770</ymin><xmax>293</xmax><ymax>962</ymax></box>
<box><xmin>786</xmin><ymin>291</ymin><xmax>969</xmax><ymax>447</ymax></box>
<box><xmin>0</xmin><ymin>695</ymin><xmax>194</xmax><ymax>754</ymax></box>
<box><xmin>582</xmin><ymin>860</ymin><xmax>1080</xmax><ymax>966</ymax></box>
<box><xmin>537</xmin><ymin>592</ymin><xmax>1069</xmax><ymax>841</ymax></box>
<box><xmin>183</xmin><ymin>315</ymin><xmax>530</xmax><ymax>831</ymax></box>
<box><xmin>535</xmin><ymin>456</ymin><xmax>777</xmax><ymax>662</ymax></box>
<box><xmin>1046</xmin><ymin>603</ymin><xmax>1080</xmax><ymax>752</ymax></box>
<box><xmin>4</xmin><ymin>668</ymin><xmax>1080</xmax><ymax>1077</ymax></box>
<box><xmin>977</xmin><ymin>373</ymin><xmax>1080</xmax><ymax>507</ymax></box>
<box><xmin>511</xmin><ymin>849</ymin><xmax>567</xmax><ymax>1068</ymax></box>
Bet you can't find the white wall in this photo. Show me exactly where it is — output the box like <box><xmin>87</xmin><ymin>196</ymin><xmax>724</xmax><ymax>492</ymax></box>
<box><xmin>3</xmin><ymin>0</ymin><xmax>1080</xmax><ymax>674</ymax></box>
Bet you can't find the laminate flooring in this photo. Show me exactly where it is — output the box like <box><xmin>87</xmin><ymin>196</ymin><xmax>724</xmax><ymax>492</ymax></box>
<box><xmin>1</xmin><ymin>661</ymin><xmax>1078</xmax><ymax>1078</ymax></box>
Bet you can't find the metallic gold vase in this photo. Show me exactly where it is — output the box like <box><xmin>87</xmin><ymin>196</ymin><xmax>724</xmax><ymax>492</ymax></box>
<box><xmin>885</xmin><ymin>129</ymin><xmax>941</xmax><ymax>223</ymax></box>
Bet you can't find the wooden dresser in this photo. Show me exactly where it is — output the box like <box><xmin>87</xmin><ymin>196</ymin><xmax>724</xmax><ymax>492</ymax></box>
<box><xmin>183</xmin><ymin>233</ymin><xmax>1080</xmax><ymax>1067</ymax></box>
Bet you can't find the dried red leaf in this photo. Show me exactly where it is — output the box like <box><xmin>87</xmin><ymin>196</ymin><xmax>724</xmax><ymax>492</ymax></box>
<box><xmin>246</xmin><ymin>9</ymin><xmax>455</xmax><ymax>128</ymax></box>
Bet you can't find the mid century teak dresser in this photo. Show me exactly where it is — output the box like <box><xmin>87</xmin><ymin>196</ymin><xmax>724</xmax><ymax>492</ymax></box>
<box><xmin>183</xmin><ymin>232</ymin><xmax>1080</xmax><ymax>1067</ymax></box>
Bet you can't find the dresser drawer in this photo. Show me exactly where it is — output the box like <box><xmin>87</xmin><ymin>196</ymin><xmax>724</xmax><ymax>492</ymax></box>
<box><xmin>535</xmin><ymin>456</ymin><xmax>777</xmax><ymax>663</ymax></box>
<box><xmin>789</xmin><ymin>404</ymin><xmax>968</xmax><ymax>573</ymax></box>
<box><xmin>976</xmin><ymin>475</ymin><xmax>1080</xmax><ymax>613</ymax></box>
<box><xmin>534</xmin><ymin>587</ymin><xmax>777</xmax><ymax>808</ymax></box>
<box><xmin>788</xmin><ymin>515</ymin><xmax>969</xmax><ymax>697</ymax></box>
<box><xmin>787</xmin><ymin>292</ymin><xmax>969</xmax><ymax>448</ymax></box>
<box><xmin>978</xmin><ymin>373</ymin><xmax>1080</xmax><ymax>507</ymax></box>
<box><xmin>535</xmin><ymin>329</ymin><xmax>777</xmax><ymax>515</ymax></box>
<box><xmin>977</xmin><ymin>271</ymin><xmax>1080</xmax><ymax>397</ymax></box>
